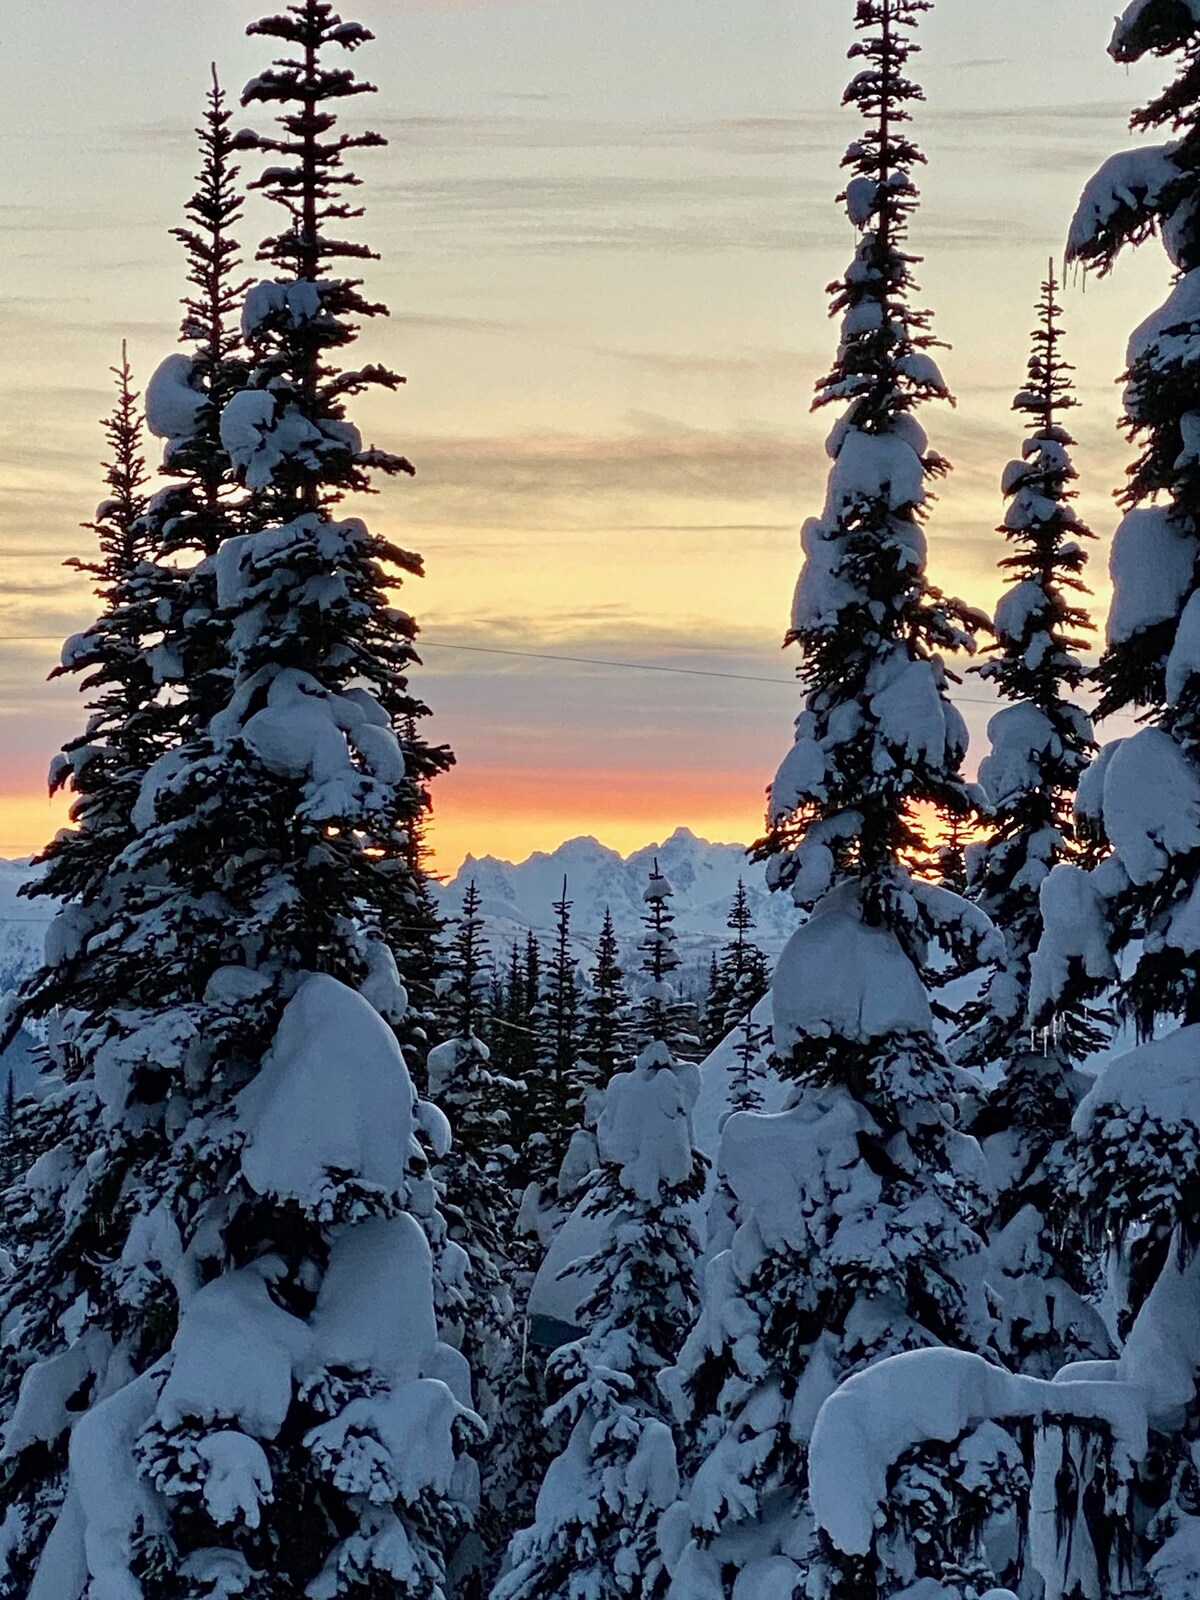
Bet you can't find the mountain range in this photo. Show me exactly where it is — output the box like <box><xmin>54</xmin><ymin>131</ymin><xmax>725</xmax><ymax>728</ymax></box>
<box><xmin>432</xmin><ymin>827</ymin><xmax>795</xmax><ymax>989</ymax></box>
<box><xmin>0</xmin><ymin>829</ymin><xmax>794</xmax><ymax>1087</ymax></box>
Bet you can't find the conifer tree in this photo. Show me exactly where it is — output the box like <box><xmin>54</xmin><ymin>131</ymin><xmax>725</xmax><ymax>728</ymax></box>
<box><xmin>16</xmin><ymin>76</ymin><xmax>255</xmax><ymax>1024</ymax></box>
<box><xmin>705</xmin><ymin>879</ymin><xmax>770</xmax><ymax>1045</ymax></box>
<box><xmin>954</xmin><ymin>270</ymin><xmax>1110</xmax><ymax>1379</ymax></box>
<box><xmin>700</xmin><ymin>950</ymin><xmax>723</xmax><ymax>1053</ymax></box>
<box><xmin>580</xmin><ymin>909</ymin><xmax>633</xmax><ymax>1096</ymax></box>
<box><xmin>502</xmin><ymin>934</ymin><xmax>544</xmax><ymax>1193</ymax></box>
<box><xmin>551</xmin><ymin>908</ymin><xmax>637</xmax><ymax>1209</ymax></box>
<box><xmin>635</xmin><ymin>864</ymin><xmax>698</xmax><ymax>1059</ymax></box>
<box><xmin>438</xmin><ymin>881</ymin><xmax>491</xmax><ymax>1045</ymax></box>
<box><xmin>495</xmin><ymin>1037</ymin><xmax>706</xmax><ymax>1600</ymax></box>
<box><xmin>426</xmin><ymin>884</ymin><xmax>519</xmax><ymax>1591</ymax></box>
<box><xmin>936</xmin><ymin>810</ymin><xmax>968</xmax><ymax>893</ymax></box>
<box><xmin>1016</xmin><ymin>2</ymin><xmax>1200</xmax><ymax>1590</ymax></box>
<box><xmin>0</xmin><ymin>10</ymin><xmax>479</xmax><ymax>1597</ymax></box>
<box><xmin>728</xmin><ymin>1006</ymin><xmax>768</xmax><ymax>1117</ymax></box>
<box><xmin>149</xmin><ymin>68</ymin><xmax>252</xmax><ymax>567</ymax></box>
<box><xmin>384</xmin><ymin>718</ymin><xmax>448</xmax><ymax>1088</ymax></box>
<box><xmin>662</xmin><ymin>6</ymin><xmax>998</xmax><ymax>1594</ymax></box>
<box><xmin>23</xmin><ymin>350</ymin><xmax>166</xmax><ymax>920</ymax></box>
<box><xmin>490</xmin><ymin>940</ymin><xmax>527</xmax><ymax>1087</ymax></box>
<box><xmin>526</xmin><ymin>881</ymin><xmax>585</xmax><ymax>1192</ymax></box>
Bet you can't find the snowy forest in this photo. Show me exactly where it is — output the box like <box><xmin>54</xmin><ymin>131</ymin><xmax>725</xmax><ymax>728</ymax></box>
<box><xmin>6</xmin><ymin>0</ymin><xmax>1200</xmax><ymax>1596</ymax></box>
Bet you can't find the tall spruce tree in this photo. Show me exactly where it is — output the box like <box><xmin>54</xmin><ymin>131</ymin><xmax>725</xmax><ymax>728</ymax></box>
<box><xmin>24</xmin><ymin>349</ymin><xmax>166</xmax><ymax>917</ymax></box>
<box><xmin>0</xmin><ymin>10</ymin><xmax>479</xmax><ymax>1598</ymax></box>
<box><xmin>552</xmin><ymin>908</ymin><xmax>637</xmax><ymax>1210</ymax></box>
<box><xmin>495</xmin><ymin>1036</ymin><xmax>706</xmax><ymax>1600</ymax></box>
<box><xmin>661</xmin><ymin>6</ymin><xmax>999</xmax><ymax>1594</ymax></box>
<box><xmin>526</xmin><ymin>882</ymin><xmax>585</xmax><ymax>1194</ymax></box>
<box><xmin>149</xmin><ymin>68</ymin><xmax>252</xmax><ymax>566</ymax></box>
<box><xmin>704</xmin><ymin>880</ymin><xmax>770</xmax><ymax>1045</ymax></box>
<box><xmin>426</xmin><ymin>885</ymin><xmax>519</xmax><ymax>1593</ymax></box>
<box><xmin>1017</xmin><ymin>2</ymin><xmax>1200</xmax><ymax>1592</ymax></box>
<box><xmin>954</xmin><ymin>270</ymin><xmax>1110</xmax><ymax>1380</ymax></box>
<box><xmin>16</xmin><ymin>76</ymin><xmax>255</xmax><ymax>1028</ymax></box>
<box><xmin>635</xmin><ymin>864</ymin><xmax>697</xmax><ymax>1059</ymax></box>
<box><xmin>580</xmin><ymin>909</ymin><xmax>633</xmax><ymax>1096</ymax></box>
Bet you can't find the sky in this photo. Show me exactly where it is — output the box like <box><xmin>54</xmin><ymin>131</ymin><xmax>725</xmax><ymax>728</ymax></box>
<box><xmin>0</xmin><ymin>0</ymin><xmax>1175</xmax><ymax>870</ymax></box>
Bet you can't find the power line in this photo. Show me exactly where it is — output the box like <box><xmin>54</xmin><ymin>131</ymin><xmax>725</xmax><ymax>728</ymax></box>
<box><xmin>0</xmin><ymin>630</ymin><xmax>1146</xmax><ymax>720</ymax></box>
<box><xmin>418</xmin><ymin>639</ymin><xmax>794</xmax><ymax>686</ymax></box>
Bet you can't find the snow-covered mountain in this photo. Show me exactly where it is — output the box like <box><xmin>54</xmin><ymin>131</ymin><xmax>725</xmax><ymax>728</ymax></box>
<box><xmin>433</xmin><ymin>827</ymin><xmax>796</xmax><ymax>989</ymax></box>
<box><xmin>0</xmin><ymin>830</ymin><xmax>795</xmax><ymax>1048</ymax></box>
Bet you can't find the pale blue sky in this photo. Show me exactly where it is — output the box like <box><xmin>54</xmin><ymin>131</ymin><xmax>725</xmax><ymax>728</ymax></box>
<box><xmin>0</xmin><ymin>0</ymin><xmax>1172</xmax><ymax>863</ymax></box>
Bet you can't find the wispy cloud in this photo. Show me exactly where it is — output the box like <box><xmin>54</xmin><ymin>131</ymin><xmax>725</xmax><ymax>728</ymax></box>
<box><xmin>398</xmin><ymin>413</ymin><xmax>814</xmax><ymax>527</ymax></box>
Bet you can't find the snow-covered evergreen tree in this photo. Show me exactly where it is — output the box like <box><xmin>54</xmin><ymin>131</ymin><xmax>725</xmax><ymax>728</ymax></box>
<box><xmin>0</xmin><ymin>10</ymin><xmax>479</xmax><ymax>1597</ymax></box>
<box><xmin>526</xmin><ymin>881</ymin><xmax>585</xmax><ymax>1195</ymax></box>
<box><xmin>384</xmin><ymin>718</ymin><xmax>448</xmax><ymax>1090</ymax></box>
<box><xmin>728</xmin><ymin>1005</ymin><xmax>768</xmax><ymax>1117</ymax></box>
<box><xmin>22</xmin><ymin>349</ymin><xmax>167</xmax><ymax>922</ymax></box>
<box><xmin>580</xmin><ymin>909</ymin><xmax>633</xmax><ymax>1096</ymax></box>
<box><xmin>661</xmin><ymin>5</ymin><xmax>999</xmax><ymax>1593</ymax></box>
<box><xmin>936</xmin><ymin>809</ymin><xmax>968</xmax><ymax>893</ymax></box>
<box><xmin>704</xmin><ymin>879</ymin><xmax>770</xmax><ymax>1045</ymax></box>
<box><xmin>1014</xmin><ymin>2</ymin><xmax>1200</xmax><ymax>1591</ymax></box>
<box><xmin>635</xmin><ymin>864</ymin><xmax>698</xmax><ymax>1060</ymax></box>
<box><xmin>427</xmin><ymin>885</ymin><xmax>520</xmax><ymax>1593</ymax></box>
<box><xmin>437</xmin><ymin>882</ymin><xmax>492</xmax><ymax>1048</ymax></box>
<box><xmin>700</xmin><ymin>950</ymin><xmax>723</xmax><ymax>1053</ymax></box>
<box><xmin>954</xmin><ymin>269</ymin><xmax>1111</xmax><ymax>1380</ymax></box>
<box><xmin>151</xmin><ymin>69</ymin><xmax>252</xmax><ymax>567</ymax></box>
<box><xmin>494</xmin><ymin>1038</ymin><xmax>706</xmax><ymax>1600</ymax></box>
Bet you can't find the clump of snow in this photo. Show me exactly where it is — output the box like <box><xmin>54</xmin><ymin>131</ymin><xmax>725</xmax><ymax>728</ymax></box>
<box><xmin>242</xmin><ymin>278</ymin><xmax>328</xmax><ymax>337</ymax></box>
<box><xmin>304</xmin><ymin>1380</ymin><xmax>468</xmax><ymax>1505</ymax></box>
<box><xmin>596</xmin><ymin>1042</ymin><xmax>702</xmax><ymax>1203</ymax></box>
<box><xmin>979</xmin><ymin>704</ymin><xmax>1061</xmax><ymax>811</ymax></box>
<box><xmin>1074</xmin><ymin>1024</ymin><xmax>1200</xmax><ymax>1152</ymax></box>
<box><xmin>3</xmin><ymin>1328</ymin><xmax>111</xmax><ymax>1459</ymax></box>
<box><xmin>156</xmin><ymin>1264</ymin><xmax>311</xmax><ymax>1437</ymax></box>
<box><xmin>769</xmin><ymin>733</ymin><xmax>827</xmax><ymax>821</ymax></box>
<box><xmin>1105</xmin><ymin>507</ymin><xmax>1196</xmax><ymax>647</ymax></box>
<box><xmin>870</xmin><ymin>655</ymin><xmax>963</xmax><ymax>768</ymax></box>
<box><xmin>1067</xmin><ymin>145</ymin><xmax>1180</xmax><ymax>261</ymax></box>
<box><xmin>773</xmin><ymin>882</ymin><xmax>932</xmax><ymax>1055</ymax></box>
<box><xmin>993</xmin><ymin>578</ymin><xmax>1049</xmax><ymax>647</ymax></box>
<box><xmin>809</xmin><ymin>1347</ymin><xmax>1146</xmax><ymax>1557</ymax></box>
<box><xmin>1101</xmin><ymin>728</ymin><xmax>1200</xmax><ymax>886</ymax></box>
<box><xmin>145</xmin><ymin>353</ymin><xmax>207</xmax><ymax>447</ymax></box>
<box><xmin>1118</xmin><ymin>1242</ymin><xmax>1200</xmax><ymax>1432</ymax></box>
<box><xmin>219</xmin><ymin>389</ymin><xmax>324</xmax><ymax>490</ymax></box>
<box><xmin>1166</xmin><ymin>589</ymin><xmax>1200</xmax><ymax>705</ymax></box>
<box><xmin>718</xmin><ymin>1087</ymin><xmax>875</xmax><ymax>1256</ymax></box>
<box><xmin>791</xmin><ymin>517</ymin><xmax>858</xmax><ymax>634</ymax></box>
<box><xmin>236</xmin><ymin>974</ymin><xmax>416</xmax><ymax>1215</ymax></box>
<box><xmin>213</xmin><ymin>665</ymin><xmax>405</xmax><ymax>821</ymax></box>
<box><xmin>195</xmin><ymin>1431</ymin><xmax>273</xmax><ymax>1527</ymax></box>
<box><xmin>1028</xmin><ymin>864</ymin><xmax>1119</xmax><ymax>1022</ymax></box>
<box><xmin>310</xmin><ymin>1215</ymin><xmax>437</xmax><ymax>1379</ymax></box>
<box><xmin>1127</xmin><ymin>267</ymin><xmax>1200</xmax><ymax>375</ymax></box>
<box><xmin>70</xmin><ymin>1371</ymin><xmax>166</xmax><ymax>1600</ymax></box>
<box><xmin>27</xmin><ymin>1488</ymin><xmax>87</xmax><ymax>1600</ymax></box>
<box><xmin>825</xmin><ymin>428</ymin><xmax>927</xmax><ymax>518</ymax></box>
<box><xmin>843</xmin><ymin>175</ymin><xmax>879</xmax><ymax>227</ymax></box>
